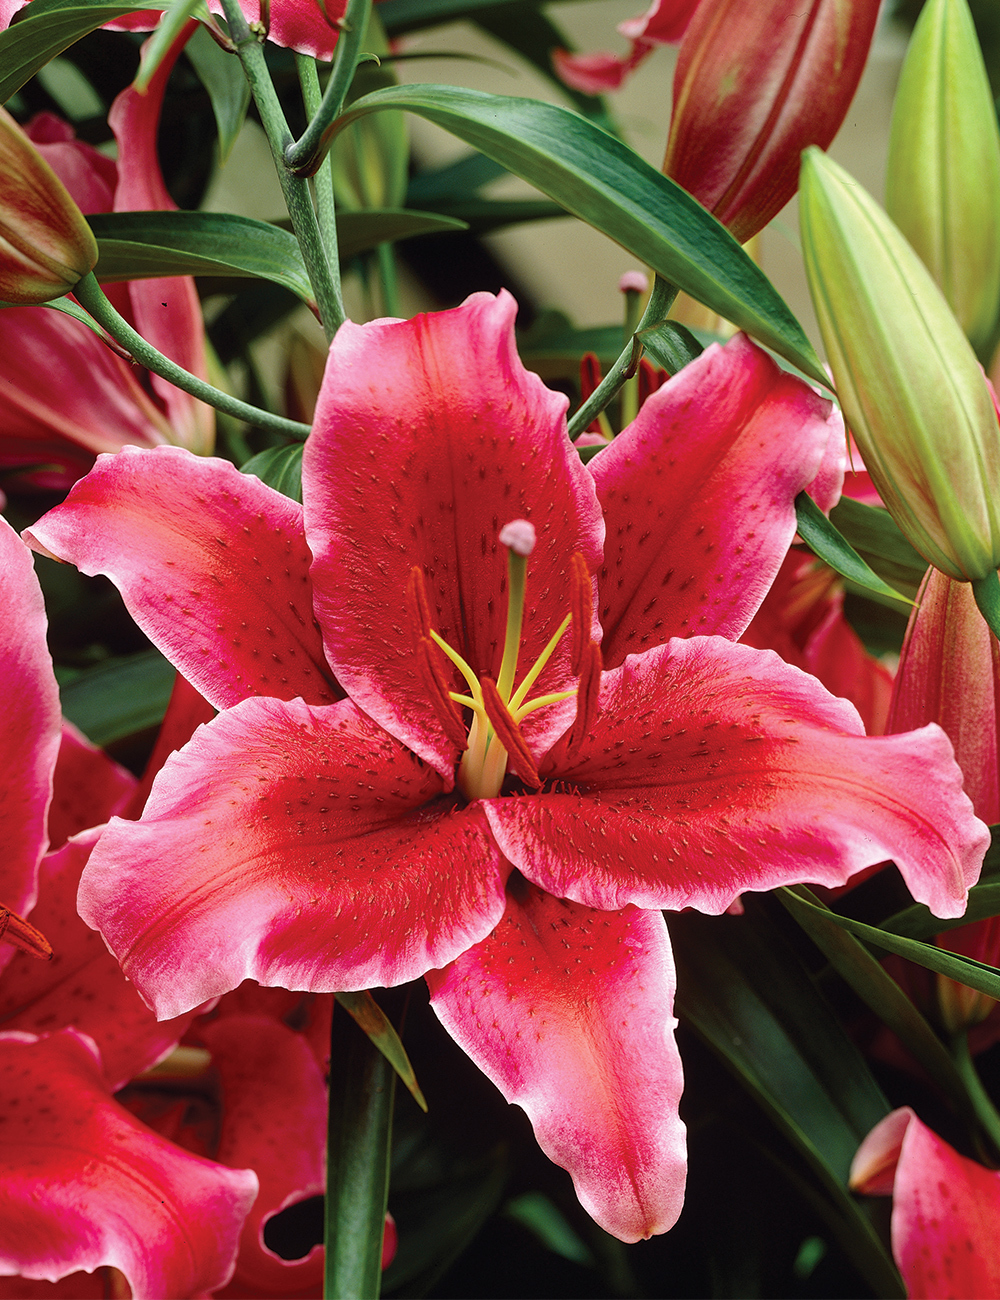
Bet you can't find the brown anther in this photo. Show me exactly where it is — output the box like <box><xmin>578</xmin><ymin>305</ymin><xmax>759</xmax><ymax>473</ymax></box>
<box><xmin>566</xmin><ymin>640</ymin><xmax>603</xmax><ymax>755</ymax></box>
<box><xmin>405</xmin><ymin>566</ymin><xmax>434</xmax><ymax>642</ymax></box>
<box><xmin>569</xmin><ymin>551</ymin><xmax>593</xmax><ymax>674</ymax></box>
<box><xmin>416</xmin><ymin>639</ymin><xmax>468</xmax><ymax>751</ymax></box>
<box><xmin>0</xmin><ymin>905</ymin><xmax>52</xmax><ymax>960</ymax></box>
<box><xmin>480</xmin><ymin>677</ymin><xmax>542</xmax><ymax>789</ymax></box>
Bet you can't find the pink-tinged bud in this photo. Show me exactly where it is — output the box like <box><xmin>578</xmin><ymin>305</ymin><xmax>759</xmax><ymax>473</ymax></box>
<box><xmin>662</xmin><ymin>0</ymin><xmax>881</xmax><ymax>244</ymax></box>
<box><xmin>0</xmin><ymin>106</ymin><xmax>97</xmax><ymax>304</ymax></box>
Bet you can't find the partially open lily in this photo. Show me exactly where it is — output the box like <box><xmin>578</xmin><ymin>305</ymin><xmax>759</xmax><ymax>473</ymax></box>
<box><xmin>28</xmin><ymin>292</ymin><xmax>988</xmax><ymax>1243</ymax></box>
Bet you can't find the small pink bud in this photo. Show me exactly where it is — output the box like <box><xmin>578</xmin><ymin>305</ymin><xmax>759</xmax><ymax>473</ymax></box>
<box><xmin>499</xmin><ymin>519</ymin><xmax>536</xmax><ymax>556</ymax></box>
<box><xmin>619</xmin><ymin>270</ymin><xmax>649</xmax><ymax>294</ymax></box>
<box><xmin>0</xmin><ymin>105</ymin><xmax>97</xmax><ymax>304</ymax></box>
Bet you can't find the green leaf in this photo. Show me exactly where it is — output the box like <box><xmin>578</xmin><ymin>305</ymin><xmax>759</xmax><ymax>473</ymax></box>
<box><xmin>639</xmin><ymin>319</ymin><xmax>705</xmax><ymax>374</ymax></box>
<box><xmin>785</xmin><ymin>889</ymin><xmax>1000</xmax><ymax>1002</ymax></box>
<box><xmin>0</xmin><ymin>0</ymin><xmax>146</xmax><ymax>104</ymax></box>
<box><xmin>828</xmin><ymin>495</ymin><xmax>928</xmax><ymax>600</ymax></box>
<box><xmin>334</xmin><ymin>991</ymin><xmax>428</xmax><ymax>1113</ymax></box>
<box><xmin>183</xmin><ymin>20</ymin><xmax>250</xmax><ymax>164</ymax></box>
<box><xmin>421</xmin><ymin>196</ymin><xmax>566</xmax><ymax>235</ymax></box>
<box><xmin>328</xmin><ymin>85</ymin><xmax>826</xmax><ymax>383</ymax></box>
<box><xmin>86</xmin><ymin>209</ymin><xmax>465</xmax><ymax>296</ymax></box>
<box><xmin>336</xmin><ymin>207</ymin><xmax>467</xmax><ymax>258</ymax></box>
<box><xmin>88</xmin><ymin>211</ymin><xmax>316</xmax><ymax>301</ymax></box>
<box><xmin>58</xmin><ymin>649</ymin><xmax>175</xmax><ymax>747</ymax></box>
<box><xmin>778</xmin><ymin>886</ymin><xmax>979</xmax><ymax>1128</ymax></box>
<box><xmin>504</xmin><ymin>1192</ymin><xmax>596</xmax><ymax>1268</ymax></box>
<box><xmin>671</xmin><ymin>904</ymin><xmax>903</xmax><ymax>1297</ymax></box>
<box><xmin>241</xmin><ymin>443</ymin><xmax>305</xmax><ymax>496</ymax></box>
<box><xmin>133</xmin><ymin>0</ymin><xmax>207</xmax><ymax>92</ymax></box>
<box><xmin>795</xmin><ymin>492</ymin><xmax>915</xmax><ymax>605</ymax></box>
<box><xmin>406</xmin><ymin>150</ymin><xmax>507</xmax><ymax>203</ymax></box>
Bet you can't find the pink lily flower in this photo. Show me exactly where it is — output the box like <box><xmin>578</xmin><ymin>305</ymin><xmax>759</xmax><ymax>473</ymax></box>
<box><xmin>27</xmin><ymin>292</ymin><xmax>987</xmax><ymax>1242</ymax></box>
<box><xmin>0</xmin><ymin>31</ymin><xmax>212</xmax><ymax>490</ymax></box>
<box><xmin>851</xmin><ymin>1107</ymin><xmax>1000</xmax><ymax>1299</ymax></box>
<box><xmin>553</xmin><ymin>0</ymin><xmax>701</xmax><ymax>95</ymax></box>
<box><xmin>0</xmin><ymin>516</ymin><xmax>258</xmax><ymax>1297</ymax></box>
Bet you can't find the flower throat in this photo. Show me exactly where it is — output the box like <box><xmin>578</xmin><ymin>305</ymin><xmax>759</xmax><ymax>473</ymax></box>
<box><xmin>405</xmin><ymin>520</ymin><xmax>601</xmax><ymax>801</ymax></box>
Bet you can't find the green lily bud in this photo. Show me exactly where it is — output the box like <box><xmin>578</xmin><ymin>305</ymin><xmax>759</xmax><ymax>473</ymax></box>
<box><xmin>886</xmin><ymin>0</ymin><xmax>1000</xmax><ymax>358</ymax></box>
<box><xmin>800</xmin><ymin>146</ymin><xmax>1000</xmax><ymax>582</ymax></box>
<box><xmin>0</xmin><ymin>105</ymin><xmax>97</xmax><ymax>305</ymax></box>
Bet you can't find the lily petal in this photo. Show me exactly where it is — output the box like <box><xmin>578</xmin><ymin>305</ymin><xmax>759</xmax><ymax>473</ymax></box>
<box><xmin>851</xmin><ymin>1107</ymin><xmax>1000</xmax><ymax>1299</ymax></box>
<box><xmin>78</xmin><ymin>697</ymin><xmax>509</xmax><ymax>1019</ymax></box>
<box><xmin>485</xmin><ymin>637</ymin><xmax>986</xmax><ymax>918</ymax></box>
<box><xmin>48</xmin><ymin>723</ymin><xmax>135</xmax><ymax>851</ymax></box>
<box><xmin>0</xmin><ymin>517</ymin><xmax>60</xmax><ymax>922</ymax></box>
<box><xmin>25</xmin><ymin>446</ymin><xmax>338</xmax><ymax>710</ymax></box>
<box><xmin>0</xmin><ymin>831</ymin><xmax>196</xmax><ymax>1090</ymax></box>
<box><xmin>591</xmin><ymin>335</ymin><xmax>839</xmax><ymax>662</ymax></box>
<box><xmin>428</xmin><ymin>881</ymin><xmax>685</xmax><ymax>1242</ymax></box>
<box><xmin>304</xmin><ymin>290</ymin><xmax>604</xmax><ymax>776</ymax></box>
<box><xmin>0</xmin><ymin>1029</ymin><xmax>257</xmax><ymax>1300</ymax></box>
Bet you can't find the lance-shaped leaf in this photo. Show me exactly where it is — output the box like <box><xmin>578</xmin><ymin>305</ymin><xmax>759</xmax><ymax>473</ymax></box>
<box><xmin>324</xmin><ymin>85</ymin><xmax>826</xmax><ymax>383</ymax></box>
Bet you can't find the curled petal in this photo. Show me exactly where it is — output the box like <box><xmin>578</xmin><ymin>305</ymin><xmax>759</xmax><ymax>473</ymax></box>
<box><xmin>26</xmin><ymin>446</ymin><xmax>337</xmax><ymax>711</ymax></box>
<box><xmin>0</xmin><ymin>517</ymin><xmax>60</xmax><ymax>921</ymax></box>
<box><xmin>485</xmin><ymin>638</ymin><xmax>986</xmax><ymax>919</ymax></box>
<box><xmin>851</xmin><ymin>1108</ymin><xmax>1000</xmax><ymax>1299</ymax></box>
<box><xmin>78</xmin><ymin>697</ymin><xmax>508</xmax><ymax>1019</ymax></box>
<box><xmin>591</xmin><ymin>335</ymin><xmax>838</xmax><ymax>660</ymax></box>
<box><xmin>304</xmin><ymin>290</ymin><xmax>603</xmax><ymax>777</ymax></box>
<box><xmin>0</xmin><ymin>1029</ymin><xmax>257</xmax><ymax>1300</ymax></box>
<box><xmin>428</xmin><ymin>883</ymin><xmax>685</xmax><ymax>1242</ymax></box>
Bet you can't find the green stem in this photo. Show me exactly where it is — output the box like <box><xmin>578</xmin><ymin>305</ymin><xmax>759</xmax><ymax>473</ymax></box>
<box><xmin>619</xmin><ymin>282</ymin><xmax>645</xmax><ymax>429</ymax></box>
<box><xmin>286</xmin><ymin>0</ymin><xmax>373</xmax><ymax>177</ymax></box>
<box><xmin>295</xmin><ymin>51</ymin><xmax>342</xmax><ymax>303</ymax></box>
<box><xmin>951</xmin><ymin>1031</ymin><xmax>1000</xmax><ymax>1164</ymax></box>
<box><xmin>219</xmin><ymin>0</ymin><xmax>343</xmax><ymax>337</ymax></box>
<box><xmin>972</xmin><ymin>568</ymin><xmax>1000</xmax><ymax>640</ymax></box>
<box><xmin>326</xmin><ymin>1003</ymin><xmax>396</xmax><ymax>1299</ymax></box>
<box><xmin>376</xmin><ymin>242</ymin><xmax>401</xmax><ymax>318</ymax></box>
<box><xmin>566</xmin><ymin>277</ymin><xmax>677</xmax><ymax>440</ymax></box>
<box><xmin>73</xmin><ymin>274</ymin><xmax>312</xmax><ymax>440</ymax></box>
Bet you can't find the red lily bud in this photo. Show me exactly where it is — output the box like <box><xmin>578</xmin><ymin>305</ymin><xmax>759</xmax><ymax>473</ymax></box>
<box><xmin>662</xmin><ymin>0</ymin><xmax>881</xmax><ymax>244</ymax></box>
<box><xmin>0</xmin><ymin>105</ymin><xmax>97</xmax><ymax>304</ymax></box>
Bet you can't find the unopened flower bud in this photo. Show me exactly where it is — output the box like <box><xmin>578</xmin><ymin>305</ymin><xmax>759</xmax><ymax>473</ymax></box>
<box><xmin>886</xmin><ymin>0</ymin><xmax>1000</xmax><ymax>357</ymax></box>
<box><xmin>0</xmin><ymin>106</ymin><xmax>97</xmax><ymax>305</ymax></box>
<box><xmin>800</xmin><ymin>147</ymin><xmax>1000</xmax><ymax>582</ymax></box>
<box><xmin>663</xmin><ymin>0</ymin><xmax>880</xmax><ymax>244</ymax></box>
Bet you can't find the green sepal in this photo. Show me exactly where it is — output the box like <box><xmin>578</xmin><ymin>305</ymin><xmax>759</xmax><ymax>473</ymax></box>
<box><xmin>795</xmin><ymin>492</ymin><xmax>915</xmax><ymax>604</ymax></box>
<box><xmin>335</xmin><ymin>990</ymin><xmax>428</xmax><ymax>1113</ymax></box>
